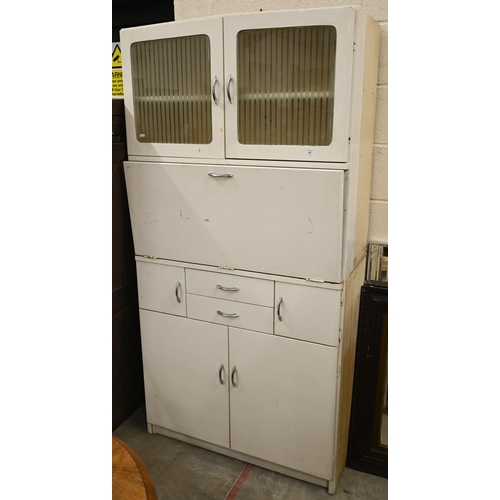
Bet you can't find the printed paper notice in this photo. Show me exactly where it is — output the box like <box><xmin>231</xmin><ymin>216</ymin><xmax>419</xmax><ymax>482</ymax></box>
<box><xmin>112</xmin><ymin>43</ymin><xmax>123</xmax><ymax>96</ymax></box>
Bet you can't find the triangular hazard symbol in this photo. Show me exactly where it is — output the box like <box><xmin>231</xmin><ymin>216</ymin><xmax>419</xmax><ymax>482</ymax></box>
<box><xmin>112</xmin><ymin>45</ymin><xmax>122</xmax><ymax>68</ymax></box>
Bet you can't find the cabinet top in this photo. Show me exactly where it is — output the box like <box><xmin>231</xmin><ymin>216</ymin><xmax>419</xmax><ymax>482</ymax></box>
<box><xmin>119</xmin><ymin>6</ymin><xmax>371</xmax><ymax>35</ymax></box>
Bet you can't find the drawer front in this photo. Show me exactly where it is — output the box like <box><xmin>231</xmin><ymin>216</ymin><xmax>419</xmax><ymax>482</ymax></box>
<box><xmin>136</xmin><ymin>261</ymin><xmax>186</xmax><ymax>316</ymax></box>
<box><xmin>125</xmin><ymin>162</ymin><xmax>344</xmax><ymax>282</ymax></box>
<box><xmin>274</xmin><ymin>283</ymin><xmax>341</xmax><ymax>346</ymax></box>
<box><xmin>186</xmin><ymin>269</ymin><xmax>274</xmax><ymax>307</ymax></box>
<box><xmin>187</xmin><ymin>294</ymin><xmax>273</xmax><ymax>334</ymax></box>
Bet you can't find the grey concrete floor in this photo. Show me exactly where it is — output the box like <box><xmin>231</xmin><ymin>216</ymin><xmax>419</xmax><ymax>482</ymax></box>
<box><xmin>113</xmin><ymin>405</ymin><xmax>388</xmax><ymax>500</ymax></box>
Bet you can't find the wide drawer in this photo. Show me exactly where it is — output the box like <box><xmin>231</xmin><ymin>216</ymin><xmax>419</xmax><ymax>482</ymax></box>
<box><xmin>186</xmin><ymin>269</ymin><xmax>274</xmax><ymax>307</ymax></box>
<box><xmin>187</xmin><ymin>294</ymin><xmax>274</xmax><ymax>334</ymax></box>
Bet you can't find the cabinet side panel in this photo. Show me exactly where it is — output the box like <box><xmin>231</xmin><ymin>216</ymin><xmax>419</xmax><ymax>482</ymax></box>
<box><xmin>334</xmin><ymin>255</ymin><xmax>367</xmax><ymax>488</ymax></box>
<box><xmin>343</xmin><ymin>12</ymin><xmax>380</xmax><ymax>276</ymax></box>
<box><xmin>354</xmin><ymin>16</ymin><xmax>380</xmax><ymax>260</ymax></box>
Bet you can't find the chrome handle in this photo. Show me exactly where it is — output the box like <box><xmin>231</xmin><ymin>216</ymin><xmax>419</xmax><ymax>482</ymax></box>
<box><xmin>231</xmin><ymin>366</ymin><xmax>237</xmax><ymax>387</ymax></box>
<box><xmin>217</xmin><ymin>284</ymin><xmax>240</xmax><ymax>292</ymax></box>
<box><xmin>208</xmin><ymin>172</ymin><xmax>233</xmax><ymax>178</ymax></box>
<box><xmin>175</xmin><ymin>281</ymin><xmax>182</xmax><ymax>303</ymax></box>
<box><xmin>277</xmin><ymin>296</ymin><xmax>283</xmax><ymax>321</ymax></box>
<box><xmin>226</xmin><ymin>74</ymin><xmax>234</xmax><ymax>104</ymax></box>
<box><xmin>219</xmin><ymin>363</ymin><xmax>224</xmax><ymax>385</ymax></box>
<box><xmin>212</xmin><ymin>75</ymin><xmax>219</xmax><ymax>105</ymax></box>
<box><xmin>217</xmin><ymin>310</ymin><xmax>239</xmax><ymax>318</ymax></box>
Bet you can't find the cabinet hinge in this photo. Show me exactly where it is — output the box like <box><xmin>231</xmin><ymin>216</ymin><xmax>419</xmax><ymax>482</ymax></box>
<box><xmin>218</xmin><ymin>265</ymin><xmax>235</xmax><ymax>270</ymax></box>
<box><xmin>306</xmin><ymin>277</ymin><xmax>325</xmax><ymax>283</ymax></box>
<box><xmin>141</xmin><ymin>255</ymin><xmax>157</xmax><ymax>259</ymax></box>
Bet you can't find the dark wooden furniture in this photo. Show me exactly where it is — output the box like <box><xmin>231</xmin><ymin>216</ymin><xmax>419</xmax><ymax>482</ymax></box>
<box><xmin>112</xmin><ymin>99</ymin><xmax>144</xmax><ymax>430</ymax></box>
<box><xmin>346</xmin><ymin>284</ymin><xmax>388</xmax><ymax>478</ymax></box>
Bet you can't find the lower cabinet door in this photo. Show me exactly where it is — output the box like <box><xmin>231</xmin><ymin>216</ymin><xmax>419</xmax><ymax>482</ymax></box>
<box><xmin>229</xmin><ymin>328</ymin><xmax>337</xmax><ymax>479</ymax></box>
<box><xmin>139</xmin><ymin>310</ymin><xmax>230</xmax><ymax>448</ymax></box>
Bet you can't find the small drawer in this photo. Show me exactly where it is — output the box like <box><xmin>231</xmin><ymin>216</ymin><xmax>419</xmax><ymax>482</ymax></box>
<box><xmin>187</xmin><ymin>294</ymin><xmax>274</xmax><ymax>334</ymax></box>
<box><xmin>274</xmin><ymin>283</ymin><xmax>341</xmax><ymax>346</ymax></box>
<box><xmin>186</xmin><ymin>269</ymin><xmax>274</xmax><ymax>307</ymax></box>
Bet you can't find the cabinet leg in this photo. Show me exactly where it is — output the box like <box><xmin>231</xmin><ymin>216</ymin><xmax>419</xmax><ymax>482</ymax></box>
<box><xmin>328</xmin><ymin>479</ymin><xmax>337</xmax><ymax>495</ymax></box>
<box><xmin>147</xmin><ymin>423</ymin><xmax>154</xmax><ymax>435</ymax></box>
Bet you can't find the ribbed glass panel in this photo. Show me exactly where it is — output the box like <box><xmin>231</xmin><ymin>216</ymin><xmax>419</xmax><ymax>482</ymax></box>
<box><xmin>130</xmin><ymin>35</ymin><xmax>212</xmax><ymax>144</ymax></box>
<box><xmin>237</xmin><ymin>26</ymin><xmax>336</xmax><ymax>146</ymax></box>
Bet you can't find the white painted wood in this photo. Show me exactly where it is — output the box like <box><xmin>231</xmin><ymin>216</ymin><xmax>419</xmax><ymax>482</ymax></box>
<box><xmin>223</xmin><ymin>8</ymin><xmax>355</xmax><ymax>163</ymax></box>
<box><xmin>186</xmin><ymin>268</ymin><xmax>274</xmax><ymax>306</ymax></box>
<box><xmin>229</xmin><ymin>328</ymin><xmax>337</xmax><ymax>479</ymax></box>
<box><xmin>120</xmin><ymin>17</ymin><xmax>225</xmax><ymax>159</ymax></box>
<box><xmin>136</xmin><ymin>260</ymin><xmax>186</xmax><ymax>316</ymax></box>
<box><xmin>124</xmin><ymin>162</ymin><xmax>344</xmax><ymax>282</ymax></box>
<box><xmin>274</xmin><ymin>283</ymin><xmax>341</xmax><ymax>347</ymax></box>
<box><xmin>139</xmin><ymin>311</ymin><xmax>230</xmax><ymax>447</ymax></box>
<box><xmin>187</xmin><ymin>294</ymin><xmax>273</xmax><ymax>334</ymax></box>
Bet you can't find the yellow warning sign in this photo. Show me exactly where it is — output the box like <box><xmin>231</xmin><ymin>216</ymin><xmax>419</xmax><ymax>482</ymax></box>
<box><xmin>112</xmin><ymin>43</ymin><xmax>124</xmax><ymax>97</ymax></box>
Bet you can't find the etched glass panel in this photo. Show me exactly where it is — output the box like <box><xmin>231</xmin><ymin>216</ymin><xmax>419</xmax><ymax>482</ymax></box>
<box><xmin>237</xmin><ymin>26</ymin><xmax>336</xmax><ymax>146</ymax></box>
<box><xmin>131</xmin><ymin>35</ymin><xmax>212</xmax><ymax>144</ymax></box>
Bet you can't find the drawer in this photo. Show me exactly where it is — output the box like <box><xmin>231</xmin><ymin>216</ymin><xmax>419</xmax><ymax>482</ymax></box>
<box><xmin>187</xmin><ymin>294</ymin><xmax>273</xmax><ymax>334</ymax></box>
<box><xmin>274</xmin><ymin>283</ymin><xmax>341</xmax><ymax>346</ymax></box>
<box><xmin>136</xmin><ymin>261</ymin><xmax>186</xmax><ymax>316</ymax></box>
<box><xmin>186</xmin><ymin>269</ymin><xmax>274</xmax><ymax>307</ymax></box>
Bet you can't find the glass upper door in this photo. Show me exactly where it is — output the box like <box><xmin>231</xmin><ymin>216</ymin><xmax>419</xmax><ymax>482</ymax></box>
<box><xmin>121</xmin><ymin>17</ymin><xmax>225</xmax><ymax>158</ymax></box>
<box><xmin>224</xmin><ymin>8</ymin><xmax>355</xmax><ymax>163</ymax></box>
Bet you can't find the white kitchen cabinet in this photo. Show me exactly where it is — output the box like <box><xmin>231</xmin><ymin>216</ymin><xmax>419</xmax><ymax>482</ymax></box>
<box><xmin>120</xmin><ymin>6</ymin><xmax>380</xmax><ymax>495</ymax></box>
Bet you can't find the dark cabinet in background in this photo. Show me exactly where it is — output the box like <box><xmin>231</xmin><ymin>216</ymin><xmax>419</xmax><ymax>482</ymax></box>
<box><xmin>346</xmin><ymin>284</ymin><xmax>388</xmax><ymax>478</ymax></box>
<box><xmin>112</xmin><ymin>98</ymin><xmax>144</xmax><ymax>430</ymax></box>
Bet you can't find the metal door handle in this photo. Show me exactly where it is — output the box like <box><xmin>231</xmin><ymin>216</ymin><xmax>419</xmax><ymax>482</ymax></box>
<box><xmin>226</xmin><ymin>74</ymin><xmax>234</xmax><ymax>104</ymax></box>
<box><xmin>277</xmin><ymin>296</ymin><xmax>283</xmax><ymax>321</ymax></box>
<box><xmin>219</xmin><ymin>363</ymin><xmax>224</xmax><ymax>385</ymax></box>
<box><xmin>217</xmin><ymin>284</ymin><xmax>239</xmax><ymax>292</ymax></box>
<box><xmin>212</xmin><ymin>75</ymin><xmax>219</xmax><ymax>105</ymax></box>
<box><xmin>231</xmin><ymin>366</ymin><xmax>237</xmax><ymax>387</ymax></box>
<box><xmin>217</xmin><ymin>310</ymin><xmax>239</xmax><ymax>318</ymax></box>
<box><xmin>209</xmin><ymin>172</ymin><xmax>233</xmax><ymax>178</ymax></box>
<box><xmin>175</xmin><ymin>281</ymin><xmax>182</xmax><ymax>303</ymax></box>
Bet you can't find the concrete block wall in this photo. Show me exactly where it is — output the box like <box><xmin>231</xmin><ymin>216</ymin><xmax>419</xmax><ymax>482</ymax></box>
<box><xmin>174</xmin><ymin>0</ymin><xmax>388</xmax><ymax>245</ymax></box>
